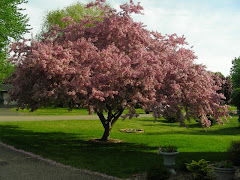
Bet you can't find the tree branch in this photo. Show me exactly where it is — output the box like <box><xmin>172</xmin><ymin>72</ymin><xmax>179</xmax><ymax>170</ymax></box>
<box><xmin>106</xmin><ymin>104</ymin><xmax>112</xmax><ymax>123</ymax></box>
<box><xmin>111</xmin><ymin>108</ymin><xmax>124</xmax><ymax>126</ymax></box>
<box><xmin>97</xmin><ymin>112</ymin><xmax>106</xmax><ymax>127</ymax></box>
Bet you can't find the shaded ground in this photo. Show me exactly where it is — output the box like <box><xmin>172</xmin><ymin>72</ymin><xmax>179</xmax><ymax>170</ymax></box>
<box><xmin>0</xmin><ymin>142</ymin><xmax>122</xmax><ymax>180</ymax></box>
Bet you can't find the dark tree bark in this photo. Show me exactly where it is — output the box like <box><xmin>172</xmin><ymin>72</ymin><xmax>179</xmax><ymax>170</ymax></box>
<box><xmin>97</xmin><ymin>107</ymin><xmax>123</xmax><ymax>141</ymax></box>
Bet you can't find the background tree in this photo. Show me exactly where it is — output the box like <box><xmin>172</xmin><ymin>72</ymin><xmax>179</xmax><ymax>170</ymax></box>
<box><xmin>231</xmin><ymin>88</ymin><xmax>240</xmax><ymax>122</ymax></box>
<box><xmin>0</xmin><ymin>0</ymin><xmax>30</xmax><ymax>83</ymax></box>
<box><xmin>231</xmin><ymin>57</ymin><xmax>240</xmax><ymax>89</ymax></box>
<box><xmin>0</xmin><ymin>49</ymin><xmax>14</xmax><ymax>84</ymax></box>
<box><xmin>231</xmin><ymin>56</ymin><xmax>240</xmax><ymax>121</ymax></box>
<box><xmin>39</xmin><ymin>2</ymin><xmax>102</xmax><ymax>37</ymax></box>
<box><xmin>9</xmin><ymin>0</ymin><xmax>230</xmax><ymax>141</ymax></box>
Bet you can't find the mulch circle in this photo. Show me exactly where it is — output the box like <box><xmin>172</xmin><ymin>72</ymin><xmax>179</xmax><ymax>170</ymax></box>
<box><xmin>120</xmin><ymin>129</ymin><xmax>144</xmax><ymax>133</ymax></box>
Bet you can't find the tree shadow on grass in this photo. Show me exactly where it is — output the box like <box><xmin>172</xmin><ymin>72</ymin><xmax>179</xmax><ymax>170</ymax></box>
<box><xmin>0</xmin><ymin>125</ymin><xmax>160</xmax><ymax>178</ymax></box>
<box><xmin>0</xmin><ymin>125</ymin><xmax>231</xmax><ymax>178</ymax></box>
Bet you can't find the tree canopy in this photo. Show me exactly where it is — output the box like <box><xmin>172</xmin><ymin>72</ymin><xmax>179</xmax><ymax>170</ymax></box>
<box><xmin>0</xmin><ymin>0</ymin><xmax>30</xmax><ymax>83</ymax></box>
<box><xmin>230</xmin><ymin>56</ymin><xmax>240</xmax><ymax>121</ymax></box>
<box><xmin>9</xmin><ymin>0</ymin><xmax>230</xmax><ymax>141</ymax></box>
<box><xmin>231</xmin><ymin>57</ymin><xmax>240</xmax><ymax>89</ymax></box>
<box><xmin>0</xmin><ymin>50</ymin><xmax>14</xmax><ymax>84</ymax></box>
<box><xmin>39</xmin><ymin>2</ymin><xmax>103</xmax><ymax>36</ymax></box>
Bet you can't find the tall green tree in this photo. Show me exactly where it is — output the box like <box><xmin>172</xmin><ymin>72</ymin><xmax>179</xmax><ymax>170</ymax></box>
<box><xmin>231</xmin><ymin>57</ymin><xmax>240</xmax><ymax>89</ymax></box>
<box><xmin>0</xmin><ymin>49</ymin><xmax>14</xmax><ymax>84</ymax></box>
<box><xmin>230</xmin><ymin>56</ymin><xmax>240</xmax><ymax>122</ymax></box>
<box><xmin>0</xmin><ymin>0</ymin><xmax>30</xmax><ymax>83</ymax></box>
<box><xmin>39</xmin><ymin>2</ymin><xmax>102</xmax><ymax>36</ymax></box>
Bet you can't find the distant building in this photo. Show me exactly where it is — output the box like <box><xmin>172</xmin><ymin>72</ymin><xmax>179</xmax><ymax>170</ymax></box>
<box><xmin>0</xmin><ymin>84</ymin><xmax>17</xmax><ymax>106</ymax></box>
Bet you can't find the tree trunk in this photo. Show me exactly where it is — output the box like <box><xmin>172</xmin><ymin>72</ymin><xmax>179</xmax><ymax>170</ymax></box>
<box><xmin>101</xmin><ymin>122</ymin><xmax>111</xmax><ymax>141</ymax></box>
<box><xmin>97</xmin><ymin>108</ymin><xmax>124</xmax><ymax>141</ymax></box>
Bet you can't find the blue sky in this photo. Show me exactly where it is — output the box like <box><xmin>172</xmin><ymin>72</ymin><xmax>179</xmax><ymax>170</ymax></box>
<box><xmin>21</xmin><ymin>0</ymin><xmax>240</xmax><ymax>76</ymax></box>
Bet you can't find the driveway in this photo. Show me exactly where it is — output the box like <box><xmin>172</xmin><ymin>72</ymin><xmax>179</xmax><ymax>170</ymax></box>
<box><xmin>0</xmin><ymin>142</ymin><xmax>122</xmax><ymax>180</ymax></box>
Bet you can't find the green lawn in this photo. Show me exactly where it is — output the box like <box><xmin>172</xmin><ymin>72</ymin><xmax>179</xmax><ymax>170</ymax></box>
<box><xmin>227</xmin><ymin>106</ymin><xmax>237</xmax><ymax>111</ymax></box>
<box><xmin>14</xmin><ymin>106</ymin><xmax>237</xmax><ymax>115</ymax></box>
<box><xmin>13</xmin><ymin>107</ymin><xmax>146</xmax><ymax>115</ymax></box>
<box><xmin>0</xmin><ymin>115</ymin><xmax>239</xmax><ymax>178</ymax></box>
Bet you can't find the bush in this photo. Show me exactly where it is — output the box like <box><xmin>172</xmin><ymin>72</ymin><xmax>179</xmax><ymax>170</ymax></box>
<box><xmin>227</xmin><ymin>140</ymin><xmax>240</xmax><ymax>166</ymax></box>
<box><xmin>162</xmin><ymin>109</ymin><xmax>178</xmax><ymax>123</ymax></box>
<box><xmin>164</xmin><ymin>115</ymin><xmax>177</xmax><ymax>123</ymax></box>
<box><xmin>147</xmin><ymin>164</ymin><xmax>171</xmax><ymax>180</ymax></box>
<box><xmin>163</xmin><ymin>112</ymin><xmax>177</xmax><ymax>123</ymax></box>
<box><xmin>186</xmin><ymin>159</ymin><xmax>213</xmax><ymax>180</ymax></box>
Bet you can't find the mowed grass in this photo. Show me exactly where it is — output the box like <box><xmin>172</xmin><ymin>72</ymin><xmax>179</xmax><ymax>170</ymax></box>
<box><xmin>13</xmin><ymin>107</ymin><xmax>146</xmax><ymax>115</ymax></box>
<box><xmin>0</xmin><ymin>115</ymin><xmax>239</xmax><ymax>178</ymax></box>
<box><xmin>14</xmin><ymin>106</ymin><xmax>236</xmax><ymax>115</ymax></box>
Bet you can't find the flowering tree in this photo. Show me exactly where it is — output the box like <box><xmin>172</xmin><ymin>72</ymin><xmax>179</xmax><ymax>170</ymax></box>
<box><xmin>9</xmin><ymin>0</ymin><xmax>230</xmax><ymax>141</ymax></box>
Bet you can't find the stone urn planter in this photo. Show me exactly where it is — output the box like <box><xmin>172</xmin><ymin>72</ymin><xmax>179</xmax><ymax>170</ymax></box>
<box><xmin>158</xmin><ymin>145</ymin><xmax>179</xmax><ymax>174</ymax></box>
<box><xmin>213</xmin><ymin>167</ymin><xmax>236</xmax><ymax>180</ymax></box>
<box><xmin>160</xmin><ymin>151</ymin><xmax>179</xmax><ymax>175</ymax></box>
<box><xmin>213</xmin><ymin>161</ymin><xmax>236</xmax><ymax>180</ymax></box>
